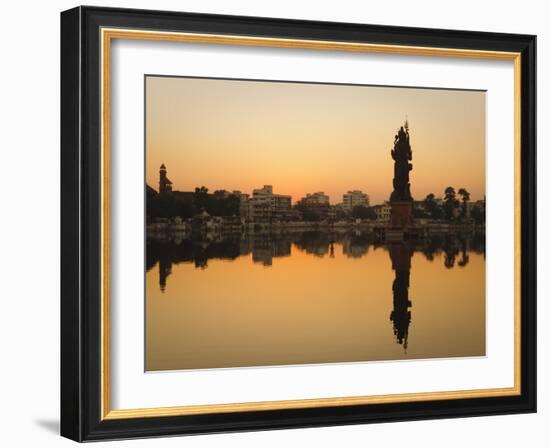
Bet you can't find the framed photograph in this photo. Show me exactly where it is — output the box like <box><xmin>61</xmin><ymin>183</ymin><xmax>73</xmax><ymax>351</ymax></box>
<box><xmin>61</xmin><ymin>6</ymin><xmax>536</xmax><ymax>441</ymax></box>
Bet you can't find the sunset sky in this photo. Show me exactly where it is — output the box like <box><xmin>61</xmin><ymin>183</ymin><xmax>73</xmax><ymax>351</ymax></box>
<box><xmin>145</xmin><ymin>76</ymin><xmax>485</xmax><ymax>205</ymax></box>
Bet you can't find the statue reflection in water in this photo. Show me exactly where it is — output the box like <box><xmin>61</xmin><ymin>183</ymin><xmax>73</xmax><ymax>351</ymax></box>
<box><xmin>149</xmin><ymin>231</ymin><xmax>484</xmax><ymax>353</ymax></box>
<box><xmin>388</xmin><ymin>243</ymin><xmax>413</xmax><ymax>350</ymax></box>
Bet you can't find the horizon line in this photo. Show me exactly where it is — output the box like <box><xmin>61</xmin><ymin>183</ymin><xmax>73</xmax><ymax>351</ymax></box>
<box><xmin>146</xmin><ymin>183</ymin><xmax>485</xmax><ymax>205</ymax></box>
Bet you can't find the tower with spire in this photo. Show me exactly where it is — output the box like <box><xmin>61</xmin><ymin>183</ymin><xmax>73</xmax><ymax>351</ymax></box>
<box><xmin>159</xmin><ymin>164</ymin><xmax>173</xmax><ymax>195</ymax></box>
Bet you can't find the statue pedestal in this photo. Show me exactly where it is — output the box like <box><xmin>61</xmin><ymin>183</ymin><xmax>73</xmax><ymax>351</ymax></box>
<box><xmin>390</xmin><ymin>201</ymin><xmax>414</xmax><ymax>229</ymax></box>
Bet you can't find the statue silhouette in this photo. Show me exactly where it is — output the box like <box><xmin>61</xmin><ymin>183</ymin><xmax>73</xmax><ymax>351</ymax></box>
<box><xmin>388</xmin><ymin>121</ymin><xmax>415</xmax><ymax>231</ymax></box>
<box><xmin>390</xmin><ymin>122</ymin><xmax>413</xmax><ymax>203</ymax></box>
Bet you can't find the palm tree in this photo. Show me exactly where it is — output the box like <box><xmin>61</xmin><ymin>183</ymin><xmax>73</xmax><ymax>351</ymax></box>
<box><xmin>457</xmin><ymin>188</ymin><xmax>471</xmax><ymax>220</ymax></box>
<box><xmin>443</xmin><ymin>187</ymin><xmax>458</xmax><ymax>221</ymax></box>
<box><xmin>194</xmin><ymin>186</ymin><xmax>209</xmax><ymax>210</ymax></box>
<box><xmin>423</xmin><ymin>193</ymin><xmax>437</xmax><ymax>219</ymax></box>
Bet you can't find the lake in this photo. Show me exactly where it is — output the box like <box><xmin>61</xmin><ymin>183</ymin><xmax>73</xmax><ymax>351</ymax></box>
<box><xmin>145</xmin><ymin>231</ymin><xmax>485</xmax><ymax>371</ymax></box>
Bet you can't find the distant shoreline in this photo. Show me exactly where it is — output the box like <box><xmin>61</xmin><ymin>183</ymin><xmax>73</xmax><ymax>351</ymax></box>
<box><xmin>146</xmin><ymin>219</ymin><xmax>485</xmax><ymax>236</ymax></box>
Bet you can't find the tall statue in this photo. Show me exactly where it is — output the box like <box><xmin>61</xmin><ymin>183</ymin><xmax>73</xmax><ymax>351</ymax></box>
<box><xmin>390</xmin><ymin>121</ymin><xmax>413</xmax><ymax>202</ymax></box>
<box><xmin>388</xmin><ymin>121</ymin><xmax>415</xmax><ymax>231</ymax></box>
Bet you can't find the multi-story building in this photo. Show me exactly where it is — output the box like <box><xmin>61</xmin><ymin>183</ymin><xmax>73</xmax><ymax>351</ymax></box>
<box><xmin>249</xmin><ymin>185</ymin><xmax>292</xmax><ymax>222</ymax></box>
<box><xmin>373</xmin><ymin>202</ymin><xmax>392</xmax><ymax>222</ymax></box>
<box><xmin>295</xmin><ymin>192</ymin><xmax>330</xmax><ymax>220</ymax></box>
<box><xmin>299</xmin><ymin>191</ymin><xmax>329</xmax><ymax>205</ymax></box>
<box><xmin>342</xmin><ymin>190</ymin><xmax>369</xmax><ymax>211</ymax></box>
<box><xmin>237</xmin><ymin>193</ymin><xmax>250</xmax><ymax>220</ymax></box>
<box><xmin>297</xmin><ymin>192</ymin><xmax>329</xmax><ymax>207</ymax></box>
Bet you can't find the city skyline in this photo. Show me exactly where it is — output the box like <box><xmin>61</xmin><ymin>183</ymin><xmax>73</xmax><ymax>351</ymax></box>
<box><xmin>146</xmin><ymin>76</ymin><xmax>486</xmax><ymax>204</ymax></box>
<box><xmin>151</xmin><ymin>164</ymin><xmax>480</xmax><ymax>207</ymax></box>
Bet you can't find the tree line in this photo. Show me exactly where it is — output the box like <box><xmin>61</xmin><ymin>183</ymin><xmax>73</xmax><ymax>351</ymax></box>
<box><xmin>416</xmin><ymin>187</ymin><xmax>485</xmax><ymax>224</ymax></box>
<box><xmin>147</xmin><ymin>186</ymin><xmax>240</xmax><ymax>220</ymax></box>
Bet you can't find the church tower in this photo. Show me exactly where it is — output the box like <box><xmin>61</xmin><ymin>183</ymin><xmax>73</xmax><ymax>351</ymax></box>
<box><xmin>159</xmin><ymin>164</ymin><xmax>173</xmax><ymax>194</ymax></box>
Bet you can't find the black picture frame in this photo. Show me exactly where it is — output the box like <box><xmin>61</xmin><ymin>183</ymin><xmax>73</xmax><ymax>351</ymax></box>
<box><xmin>61</xmin><ymin>5</ymin><xmax>536</xmax><ymax>442</ymax></box>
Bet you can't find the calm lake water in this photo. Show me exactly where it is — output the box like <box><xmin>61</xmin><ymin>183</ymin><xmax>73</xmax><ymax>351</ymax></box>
<box><xmin>145</xmin><ymin>231</ymin><xmax>485</xmax><ymax>371</ymax></box>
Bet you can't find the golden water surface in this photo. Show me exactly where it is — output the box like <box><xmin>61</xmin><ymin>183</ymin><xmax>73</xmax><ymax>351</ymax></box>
<box><xmin>145</xmin><ymin>234</ymin><xmax>485</xmax><ymax>371</ymax></box>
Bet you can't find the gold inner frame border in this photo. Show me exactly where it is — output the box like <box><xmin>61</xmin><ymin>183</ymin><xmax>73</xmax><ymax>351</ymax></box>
<box><xmin>99</xmin><ymin>27</ymin><xmax>522</xmax><ymax>421</ymax></box>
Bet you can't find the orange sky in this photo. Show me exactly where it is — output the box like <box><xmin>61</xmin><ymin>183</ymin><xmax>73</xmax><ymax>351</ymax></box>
<box><xmin>145</xmin><ymin>76</ymin><xmax>485</xmax><ymax>205</ymax></box>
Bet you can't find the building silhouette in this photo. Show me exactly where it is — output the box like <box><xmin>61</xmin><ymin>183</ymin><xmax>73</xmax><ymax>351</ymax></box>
<box><xmin>249</xmin><ymin>185</ymin><xmax>292</xmax><ymax>222</ymax></box>
<box><xmin>158</xmin><ymin>164</ymin><xmax>173</xmax><ymax>194</ymax></box>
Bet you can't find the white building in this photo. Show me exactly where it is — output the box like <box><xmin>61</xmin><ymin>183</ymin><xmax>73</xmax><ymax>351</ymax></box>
<box><xmin>343</xmin><ymin>190</ymin><xmax>370</xmax><ymax>211</ymax></box>
<box><xmin>374</xmin><ymin>202</ymin><xmax>392</xmax><ymax>222</ymax></box>
<box><xmin>298</xmin><ymin>192</ymin><xmax>330</xmax><ymax>206</ymax></box>
<box><xmin>249</xmin><ymin>185</ymin><xmax>292</xmax><ymax>222</ymax></box>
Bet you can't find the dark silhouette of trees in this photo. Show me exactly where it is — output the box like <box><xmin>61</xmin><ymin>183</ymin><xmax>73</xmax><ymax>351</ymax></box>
<box><xmin>301</xmin><ymin>209</ymin><xmax>322</xmax><ymax>222</ymax></box>
<box><xmin>471</xmin><ymin>204</ymin><xmax>486</xmax><ymax>225</ymax></box>
<box><xmin>351</xmin><ymin>205</ymin><xmax>377</xmax><ymax>220</ymax></box>
<box><xmin>457</xmin><ymin>248</ymin><xmax>470</xmax><ymax>267</ymax></box>
<box><xmin>444</xmin><ymin>251</ymin><xmax>456</xmax><ymax>268</ymax></box>
<box><xmin>177</xmin><ymin>201</ymin><xmax>195</xmax><ymax>219</ymax></box>
<box><xmin>331</xmin><ymin>207</ymin><xmax>348</xmax><ymax>221</ymax></box>
<box><xmin>207</xmin><ymin>194</ymin><xmax>240</xmax><ymax>217</ymax></box>
<box><xmin>294</xmin><ymin>202</ymin><xmax>329</xmax><ymax>221</ymax></box>
<box><xmin>194</xmin><ymin>186</ymin><xmax>209</xmax><ymax>210</ymax></box>
<box><xmin>423</xmin><ymin>193</ymin><xmax>443</xmax><ymax>220</ymax></box>
<box><xmin>147</xmin><ymin>185</ymin><xmax>239</xmax><ymax>220</ymax></box>
<box><xmin>147</xmin><ymin>193</ymin><xmax>179</xmax><ymax>219</ymax></box>
<box><xmin>457</xmin><ymin>188</ymin><xmax>471</xmax><ymax>220</ymax></box>
<box><xmin>443</xmin><ymin>187</ymin><xmax>460</xmax><ymax>221</ymax></box>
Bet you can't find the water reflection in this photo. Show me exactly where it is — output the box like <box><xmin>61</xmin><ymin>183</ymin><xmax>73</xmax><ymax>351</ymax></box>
<box><xmin>146</xmin><ymin>230</ymin><xmax>485</xmax><ymax>366</ymax></box>
<box><xmin>147</xmin><ymin>230</ymin><xmax>485</xmax><ymax>292</ymax></box>
<box><xmin>389</xmin><ymin>243</ymin><xmax>412</xmax><ymax>349</ymax></box>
